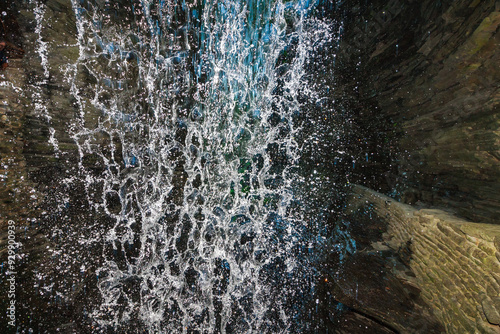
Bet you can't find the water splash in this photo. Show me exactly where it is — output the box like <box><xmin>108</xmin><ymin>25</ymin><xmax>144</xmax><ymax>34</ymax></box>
<box><xmin>32</xmin><ymin>1</ymin><xmax>61</xmax><ymax>156</ymax></box>
<box><xmin>37</xmin><ymin>0</ymin><xmax>345</xmax><ymax>332</ymax></box>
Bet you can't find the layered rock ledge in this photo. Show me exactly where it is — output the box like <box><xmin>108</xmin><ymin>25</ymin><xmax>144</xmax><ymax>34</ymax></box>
<box><xmin>346</xmin><ymin>184</ymin><xmax>500</xmax><ymax>333</ymax></box>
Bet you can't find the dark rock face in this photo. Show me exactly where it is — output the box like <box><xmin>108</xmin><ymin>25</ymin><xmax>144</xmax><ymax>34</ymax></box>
<box><xmin>325</xmin><ymin>253</ymin><xmax>443</xmax><ymax>333</ymax></box>
<box><xmin>315</xmin><ymin>201</ymin><xmax>445</xmax><ymax>333</ymax></box>
<box><xmin>335</xmin><ymin>0</ymin><xmax>500</xmax><ymax>224</ymax></box>
<box><xmin>0</xmin><ymin>1</ymin><xmax>106</xmax><ymax>332</ymax></box>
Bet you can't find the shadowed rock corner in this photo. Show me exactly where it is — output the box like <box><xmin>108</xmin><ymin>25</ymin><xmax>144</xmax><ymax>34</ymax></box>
<box><xmin>315</xmin><ymin>191</ymin><xmax>445</xmax><ymax>333</ymax></box>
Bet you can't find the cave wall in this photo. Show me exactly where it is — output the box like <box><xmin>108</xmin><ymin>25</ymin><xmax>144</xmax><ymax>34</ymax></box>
<box><xmin>337</xmin><ymin>0</ymin><xmax>500</xmax><ymax>224</ymax></box>
<box><xmin>348</xmin><ymin>184</ymin><xmax>500</xmax><ymax>333</ymax></box>
<box><xmin>1</xmin><ymin>1</ymin><xmax>111</xmax><ymax>331</ymax></box>
<box><xmin>0</xmin><ymin>58</ymin><xmax>39</xmax><ymax>224</ymax></box>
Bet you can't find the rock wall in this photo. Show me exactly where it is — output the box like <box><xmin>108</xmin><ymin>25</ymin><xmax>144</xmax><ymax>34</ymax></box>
<box><xmin>348</xmin><ymin>184</ymin><xmax>500</xmax><ymax>333</ymax></box>
<box><xmin>0</xmin><ymin>1</ymin><xmax>111</xmax><ymax>332</ymax></box>
<box><xmin>337</xmin><ymin>0</ymin><xmax>500</xmax><ymax>224</ymax></box>
<box><xmin>0</xmin><ymin>59</ymin><xmax>40</xmax><ymax>226</ymax></box>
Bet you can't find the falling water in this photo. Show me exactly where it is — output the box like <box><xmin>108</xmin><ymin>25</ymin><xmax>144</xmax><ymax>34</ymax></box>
<box><xmin>26</xmin><ymin>0</ymin><xmax>349</xmax><ymax>332</ymax></box>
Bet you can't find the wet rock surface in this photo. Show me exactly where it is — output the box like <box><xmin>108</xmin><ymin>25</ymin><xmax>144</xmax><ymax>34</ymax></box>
<box><xmin>335</xmin><ymin>0</ymin><xmax>500</xmax><ymax>224</ymax></box>
<box><xmin>326</xmin><ymin>253</ymin><xmax>443</xmax><ymax>333</ymax></box>
<box><xmin>316</xmin><ymin>199</ymin><xmax>444</xmax><ymax>333</ymax></box>
<box><xmin>347</xmin><ymin>184</ymin><xmax>500</xmax><ymax>333</ymax></box>
<box><xmin>0</xmin><ymin>1</ymin><xmax>108</xmax><ymax>332</ymax></box>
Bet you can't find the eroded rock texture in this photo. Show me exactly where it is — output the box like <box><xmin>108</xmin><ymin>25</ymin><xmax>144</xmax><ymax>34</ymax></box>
<box><xmin>347</xmin><ymin>184</ymin><xmax>500</xmax><ymax>333</ymax></box>
<box><xmin>336</xmin><ymin>0</ymin><xmax>500</xmax><ymax>224</ymax></box>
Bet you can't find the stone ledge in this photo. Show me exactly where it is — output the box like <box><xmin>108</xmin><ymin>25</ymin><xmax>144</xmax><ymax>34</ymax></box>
<box><xmin>348</xmin><ymin>184</ymin><xmax>500</xmax><ymax>333</ymax></box>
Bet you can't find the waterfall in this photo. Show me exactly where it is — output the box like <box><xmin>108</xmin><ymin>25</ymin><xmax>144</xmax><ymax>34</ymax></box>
<box><xmin>27</xmin><ymin>0</ymin><xmax>347</xmax><ymax>332</ymax></box>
